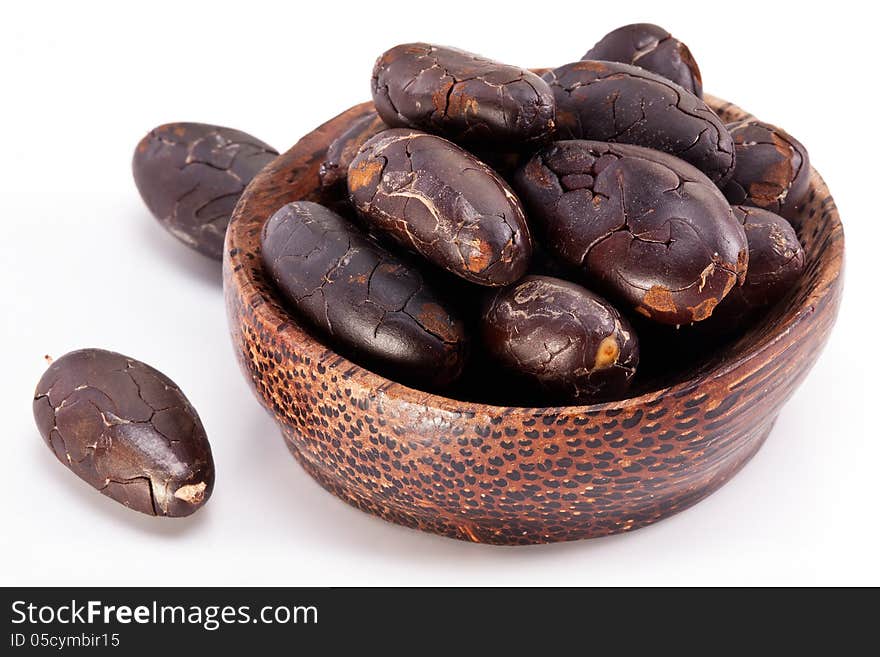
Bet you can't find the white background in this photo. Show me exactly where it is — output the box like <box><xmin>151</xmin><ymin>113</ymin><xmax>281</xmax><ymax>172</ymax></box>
<box><xmin>2</xmin><ymin>0</ymin><xmax>876</xmax><ymax>586</ymax></box>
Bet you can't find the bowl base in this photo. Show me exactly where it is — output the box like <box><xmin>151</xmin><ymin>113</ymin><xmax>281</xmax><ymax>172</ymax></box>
<box><xmin>282</xmin><ymin>417</ymin><xmax>774</xmax><ymax>546</ymax></box>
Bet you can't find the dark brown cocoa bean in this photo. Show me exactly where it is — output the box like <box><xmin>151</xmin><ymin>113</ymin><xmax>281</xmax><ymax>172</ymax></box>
<box><xmin>513</xmin><ymin>140</ymin><xmax>747</xmax><ymax>325</ymax></box>
<box><xmin>319</xmin><ymin>111</ymin><xmax>388</xmax><ymax>191</ymax></box>
<box><xmin>583</xmin><ymin>23</ymin><xmax>703</xmax><ymax>97</ymax></box>
<box><xmin>348</xmin><ymin>128</ymin><xmax>532</xmax><ymax>286</ymax></box>
<box><xmin>33</xmin><ymin>349</ymin><xmax>214</xmax><ymax>517</ymax></box>
<box><xmin>543</xmin><ymin>61</ymin><xmax>734</xmax><ymax>184</ymax></box>
<box><xmin>482</xmin><ymin>275</ymin><xmax>639</xmax><ymax>402</ymax></box>
<box><xmin>260</xmin><ymin>201</ymin><xmax>469</xmax><ymax>388</ymax></box>
<box><xmin>714</xmin><ymin>205</ymin><xmax>805</xmax><ymax>320</ymax></box>
<box><xmin>133</xmin><ymin>123</ymin><xmax>277</xmax><ymax>260</ymax></box>
<box><xmin>722</xmin><ymin>119</ymin><xmax>810</xmax><ymax>220</ymax></box>
<box><xmin>372</xmin><ymin>43</ymin><xmax>555</xmax><ymax>145</ymax></box>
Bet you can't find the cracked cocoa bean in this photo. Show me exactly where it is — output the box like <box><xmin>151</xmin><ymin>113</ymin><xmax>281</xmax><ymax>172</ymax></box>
<box><xmin>371</xmin><ymin>43</ymin><xmax>555</xmax><ymax>145</ymax></box>
<box><xmin>722</xmin><ymin>119</ymin><xmax>810</xmax><ymax>220</ymax></box>
<box><xmin>133</xmin><ymin>123</ymin><xmax>277</xmax><ymax>260</ymax></box>
<box><xmin>542</xmin><ymin>61</ymin><xmax>734</xmax><ymax>184</ymax></box>
<box><xmin>482</xmin><ymin>275</ymin><xmax>639</xmax><ymax>403</ymax></box>
<box><xmin>712</xmin><ymin>205</ymin><xmax>805</xmax><ymax>321</ymax></box>
<box><xmin>261</xmin><ymin>201</ymin><xmax>468</xmax><ymax>388</ymax></box>
<box><xmin>348</xmin><ymin>128</ymin><xmax>532</xmax><ymax>286</ymax></box>
<box><xmin>513</xmin><ymin>140</ymin><xmax>748</xmax><ymax>325</ymax></box>
<box><xmin>583</xmin><ymin>23</ymin><xmax>703</xmax><ymax>97</ymax></box>
<box><xmin>33</xmin><ymin>349</ymin><xmax>214</xmax><ymax>517</ymax></box>
<box><xmin>319</xmin><ymin>111</ymin><xmax>388</xmax><ymax>191</ymax></box>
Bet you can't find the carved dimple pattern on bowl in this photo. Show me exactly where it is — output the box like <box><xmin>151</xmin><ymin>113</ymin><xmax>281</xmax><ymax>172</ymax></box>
<box><xmin>224</xmin><ymin>98</ymin><xmax>844</xmax><ymax>544</ymax></box>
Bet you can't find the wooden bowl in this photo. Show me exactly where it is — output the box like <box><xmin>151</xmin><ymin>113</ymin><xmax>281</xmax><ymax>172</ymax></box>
<box><xmin>223</xmin><ymin>97</ymin><xmax>844</xmax><ymax>545</ymax></box>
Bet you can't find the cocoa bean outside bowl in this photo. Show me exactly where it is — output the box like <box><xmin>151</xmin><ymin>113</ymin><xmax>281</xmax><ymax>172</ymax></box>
<box><xmin>223</xmin><ymin>97</ymin><xmax>844</xmax><ymax>545</ymax></box>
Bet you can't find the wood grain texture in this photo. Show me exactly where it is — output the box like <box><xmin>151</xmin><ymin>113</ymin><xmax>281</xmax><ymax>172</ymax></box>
<box><xmin>223</xmin><ymin>97</ymin><xmax>844</xmax><ymax>545</ymax></box>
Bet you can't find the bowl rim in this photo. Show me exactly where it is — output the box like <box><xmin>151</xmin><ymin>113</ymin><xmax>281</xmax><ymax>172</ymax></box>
<box><xmin>225</xmin><ymin>95</ymin><xmax>845</xmax><ymax>417</ymax></box>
